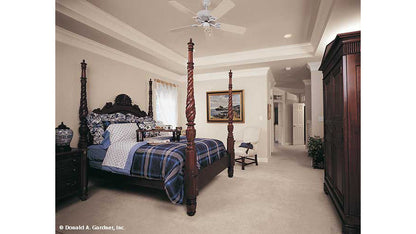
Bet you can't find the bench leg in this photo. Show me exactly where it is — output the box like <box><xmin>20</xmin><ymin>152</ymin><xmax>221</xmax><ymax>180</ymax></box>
<box><xmin>255</xmin><ymin>154</ymin><xmax>258</xmax><ymax>166</ymax></box>
<box><xmin>242</xmin><ymin>157</ymin><xmax>245</xmax><ymax>170</ymax></box>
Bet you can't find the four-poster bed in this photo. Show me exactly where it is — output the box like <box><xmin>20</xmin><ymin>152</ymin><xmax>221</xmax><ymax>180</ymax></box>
<box><xmin>77</xmin><ymin>39</ymin><xmax>235</xmax><ymax>216</ymax></box>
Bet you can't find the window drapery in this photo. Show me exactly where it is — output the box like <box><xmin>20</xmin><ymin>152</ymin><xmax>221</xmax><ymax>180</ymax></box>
<box><xmin>155</xmin><ymin>81</ymin><xmax>178</xmax><ymax>127</ymax></box>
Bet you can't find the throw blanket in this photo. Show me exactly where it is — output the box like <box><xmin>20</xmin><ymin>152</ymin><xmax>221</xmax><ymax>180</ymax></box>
<box><xmin>101</xmin><ymin>123</ymin><xmax>147</xmax><ymax>175</ymax></box>
<box><xmin>101</xmin><ymin>141</ymin><xmax>147</xmax><ymax>175</ymax></box>
<box><xmin>131</xmin><ymin>138</ymin><xmax>226</xmax><ymax>204</ymax></box>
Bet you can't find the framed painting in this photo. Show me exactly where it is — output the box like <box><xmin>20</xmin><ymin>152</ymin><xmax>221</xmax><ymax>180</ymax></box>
<box><xmin>206</xmin><ymin>90</ymin><xmax>244</xmax><ymax>123</ymax></box>
<box><xmin>267</xmin><ymin>103</ymin><xmax>271</xmax><ymax>120</ymax></box>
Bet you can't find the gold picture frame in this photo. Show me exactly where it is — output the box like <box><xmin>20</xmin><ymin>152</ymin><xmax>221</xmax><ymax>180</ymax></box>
<box><xmin>268</xmin><ymin>103</ymin><xmax>271</xmax><ymax>120</ymax></box>
<box><xmin>206</xmin><ymin>90</ymin><xmax>244</xmax><ymax>123</ymax></box>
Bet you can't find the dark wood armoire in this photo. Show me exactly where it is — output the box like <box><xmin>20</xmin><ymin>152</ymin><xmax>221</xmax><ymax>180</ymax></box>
<box><xmin>319</xmin><ymin>31</ymin><xmax>360</xmax><ymax>234</ymax></box>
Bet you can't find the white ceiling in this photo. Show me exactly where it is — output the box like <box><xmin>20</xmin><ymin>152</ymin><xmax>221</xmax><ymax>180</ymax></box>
<box><xmin>86</xmin><ymin>0</ymin><xmax>319</xmax><ymax>57</ymax></box>
<box><xmin>56</xmin><ymin>0</ymin><xmax>360</xmax><ymax>92</ymax></box>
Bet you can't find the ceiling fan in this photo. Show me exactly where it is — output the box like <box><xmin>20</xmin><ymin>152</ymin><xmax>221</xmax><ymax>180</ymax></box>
<box><xmin>169</xmin><ymin>0</ymin><xmax>246</xmax><ymax>35</ymax></box>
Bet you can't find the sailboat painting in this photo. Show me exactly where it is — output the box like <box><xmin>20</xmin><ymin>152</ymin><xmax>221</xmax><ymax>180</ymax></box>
<box><xmin>206</xmin><ymin>90</ymin><xmax>244</xmax><ymax>123</ymax></box>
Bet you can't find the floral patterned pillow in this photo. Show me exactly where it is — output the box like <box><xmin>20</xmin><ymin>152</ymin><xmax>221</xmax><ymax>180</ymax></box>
<box><xmin>86</xmin><ymin>112</ymin><xmax>156</xmax><ymax>144</ymax></box>
<box><xmin>101</xmin><ymin>113</ymin><xmax>129</xmax><ymax>129</ymax></box>
<box><xmin>86</xmin><ymin>112</ymin><xmax>105</xmax><ymax>144</ymax></box>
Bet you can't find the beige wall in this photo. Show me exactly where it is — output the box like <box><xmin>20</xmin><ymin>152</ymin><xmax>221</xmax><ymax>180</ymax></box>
<box><xmin>56</xmin><ymin>42</ymin><xmax>183</xmax><ymax>147</ymax></box>
<box><xmin>310</xmin><ymin>70</ymin><xmax>324</xmax><ymax>137</ymax></box>
<box><xmin>188</xmin><ymin>69</ymin><xmax>271</xmax><ymax>161</ymax></box>
<box><xmin>266</xmin><ymin>70</ymin><xmax>275</xmax><ymax>155</ymax></box>
<box><xmin>303</xmin><ymin>80</ymin><xmax>312</xmax><ymax>140</ymax></box>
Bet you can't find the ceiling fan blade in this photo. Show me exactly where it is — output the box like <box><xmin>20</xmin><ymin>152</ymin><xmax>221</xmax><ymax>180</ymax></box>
<box><xmin>219</xmin><ymin>23</ymin><xmax>246</xmax><ymax>34</ymax></box>
<box><xmin>170</xmin><ymin>24</ymin><xmax>199</xmax><ymax>32</ymax></box>
<box><xmin>210</xmin><ymin>0</ymin><xmax>235</xmax><ymax>20</ymax></box>
<box><xmin>168</xmin><ymin>1</ymin><xmax>196</xmax><ymax>16</ymax></box>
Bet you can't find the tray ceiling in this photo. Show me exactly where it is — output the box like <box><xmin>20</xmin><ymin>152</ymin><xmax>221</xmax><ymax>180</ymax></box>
<box><xmin>56</xmin><ymin>0</ymin><xmax>360</xmax><ymax>91</ymax></box>
<box><xmin>86</xmin><ymin>0</ymin><xmax>319</xmax><ymax>57</ymax></box>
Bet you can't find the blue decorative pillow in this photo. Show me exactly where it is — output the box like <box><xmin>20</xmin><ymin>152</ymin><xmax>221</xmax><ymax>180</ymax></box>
<box><xmin>239</xmin><ymin>142</ymin><xmax>254</xmax><ymax>149</ymax></box>
<box><xmin>101</xmin><ymin>130</ymin><xmax>111</xmax><ymax>149</ymax></box>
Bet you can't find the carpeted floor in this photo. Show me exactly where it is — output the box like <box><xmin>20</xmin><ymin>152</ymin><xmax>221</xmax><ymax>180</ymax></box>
<box><xmin>56</xmin><ymin>145</ymin><xmax>342</xmax><ymax>234</ymax></box>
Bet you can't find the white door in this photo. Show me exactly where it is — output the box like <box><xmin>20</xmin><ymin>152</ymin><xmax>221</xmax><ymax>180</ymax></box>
<box><xmin>293</xmin><ymin>103</ymin><xmax>305</xmax><ymax>145</ymax></box>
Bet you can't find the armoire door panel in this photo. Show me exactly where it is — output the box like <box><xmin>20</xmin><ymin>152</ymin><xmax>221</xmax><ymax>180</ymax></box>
<box><xmin>324</xmin><ymin>125</ymin><xmax>333</xmax><ymax>182</ymax></box>
<box><xmin>346</xmin><ymin>54</ymin><xmax>361</xmax><ymax>217</ymax></box>
<box><xmin>323</xmin><ymin>75</ymin><xmax>333</xmax><ymax>184</ymax></box>
<box><xmin>334</xmin><ymin>63</ymin><xmax>345</xmax><ymax>201</ymax></box>
<box><xmin>323</xmin><ymin>77</ymin><xmax>329</xmax><ymax>180</ymax></box>
<box><xmin>329</xmin><ymin>77</ymin><xmax>337</xmax><ymax>187</ymax></box>
<box><xmin>335</xmin><ymin>124</ymin><xmax>344</xmax><ymax>204</ymax></box>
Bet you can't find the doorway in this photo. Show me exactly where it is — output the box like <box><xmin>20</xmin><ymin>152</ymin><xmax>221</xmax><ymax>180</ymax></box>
<box><xmin>292</xmin><ymin>103</ymin><xmax>305</xmax><ymax>145</ymax></box>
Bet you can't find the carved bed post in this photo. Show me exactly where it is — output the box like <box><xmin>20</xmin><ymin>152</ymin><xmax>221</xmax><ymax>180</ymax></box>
<box><xmin>227</xmin><ymin>70</ymin><xmax>235</xmax><ymax>178</ymax></box>
<box><xmin>148</xmin><ymin>79</ymin><xmax>153</xmax><ymax>118</ymax></box>
<box><xmin>78</xmin><ymin>59</ymin><xmax>89</xmax><ymax>149</ymax></box>
<box><xmin>185</xmin><ymin>38</ymin><xmax>198</xmax><ymax>216</ymax></box>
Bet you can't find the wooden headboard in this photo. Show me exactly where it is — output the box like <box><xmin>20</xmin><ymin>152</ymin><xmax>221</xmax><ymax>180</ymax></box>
<box><xmin>92</xmin><ymin>94</ymin><xmax>148</xmax><ymax>117</ymax></box>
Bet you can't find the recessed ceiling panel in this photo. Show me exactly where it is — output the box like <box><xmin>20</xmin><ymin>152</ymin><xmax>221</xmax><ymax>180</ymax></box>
<box><xmin>87</xmin><ymin>0</ymin><xmax>320</xmax><ymax>57</ymax></box>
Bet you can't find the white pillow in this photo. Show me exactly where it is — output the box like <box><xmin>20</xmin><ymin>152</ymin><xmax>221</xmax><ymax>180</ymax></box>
<box><xmin>106</xmin><ymin>123</ymin><xmax>138</xmax><ymax>143</ymax></box>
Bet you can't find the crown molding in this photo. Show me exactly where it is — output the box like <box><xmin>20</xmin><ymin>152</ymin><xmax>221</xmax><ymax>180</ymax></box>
<box><xmin>280</xmin><ymin>87</ymin><xmax>305</xmax><ymax>95</ymax></box>
<box><xmin>303</xmin><ymin>79</ymin><xmax>311</xmax><ymax>85</ymax></box>
<box><xmin>56</xmin><ymin>0</ymin><xmax>186</xmax><ymax>66</ymax></box>
<box><xmin>56</xmin><ymin>26</ymin><xmax>182</xmax><ymax>81</ymax></box>
<box><xmin>192</xmin><ymin>67</ymin><xmax>270</xmax><ymax>81</ymax></box>
<box><xmin>195</xmin><ymin>43</ymin><xmax>314</xmax><ymax>69</ymax></box>
<box><xmin>310</xmin><ymin>0</ymin><xmax>335</xmax><ymax>54</ymax></box>
<box><xmin>307</xmin><ymin>62</ymin><xmax>321</xmax><ymax>71</ymax></box>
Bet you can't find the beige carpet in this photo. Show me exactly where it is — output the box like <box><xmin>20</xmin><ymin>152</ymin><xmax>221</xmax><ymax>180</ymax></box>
<box><xmin>56</xmin><ymin>145</ymin><xmax>342</xmax><ymax>234</ymax></box>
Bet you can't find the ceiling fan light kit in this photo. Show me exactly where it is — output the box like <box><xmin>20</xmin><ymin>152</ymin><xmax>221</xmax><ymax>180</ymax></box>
<box><xmin>169</xmin><ymin>0</ymin><xmax>246</xmax><ymax>35</ymax></box>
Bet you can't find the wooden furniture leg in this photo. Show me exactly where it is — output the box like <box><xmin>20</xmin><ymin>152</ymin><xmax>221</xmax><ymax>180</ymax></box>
<box><xmin>185</xmin><ymin>39</ymin><xmax>198</xmax><ymax>216</ymax></box>
<box><xmin>77</xmin><ymin>60</ymin><xmax>89</xmax><ymax>200</ymax></box>
<box><xmin>78</xmin><ymin>60</ymin><xmax>89</xmax><ymax>149</ymax></box>
<box><xmin>255</xmin><ymin>154</ymin><xmax>258</xmax><ymax>166</ymax></box>
<box><xmin>227</xmin><ymin>70</ymin><xmax>235</xmax><ymax>178</ymax></box>
<box><xmin>80</xmin><ymin>149</ymin><xmax>88</xmax><ymax>200</ymax></box>
<box><xmin>242</xmin><ymin>157</ymin><xmax>245</xmax><ymax>170</ymax></box>
<box><xmin>148</xmin><ymin>79</ymin><xmax>153</xmax><ymax>119</ymax></box>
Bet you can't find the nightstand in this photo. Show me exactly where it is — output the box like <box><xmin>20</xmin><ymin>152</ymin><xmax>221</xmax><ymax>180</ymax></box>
<box><xmin>56</xmin><ymin>148</ymin><xmax>88</xmax><ymax>201</ymax></box>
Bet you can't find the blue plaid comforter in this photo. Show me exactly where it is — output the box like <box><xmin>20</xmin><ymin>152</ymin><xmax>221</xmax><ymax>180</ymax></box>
<box><xmin>131</xmin><ymin>138</ymin><xmax>227</xmax><ymax>204</ymax></box>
